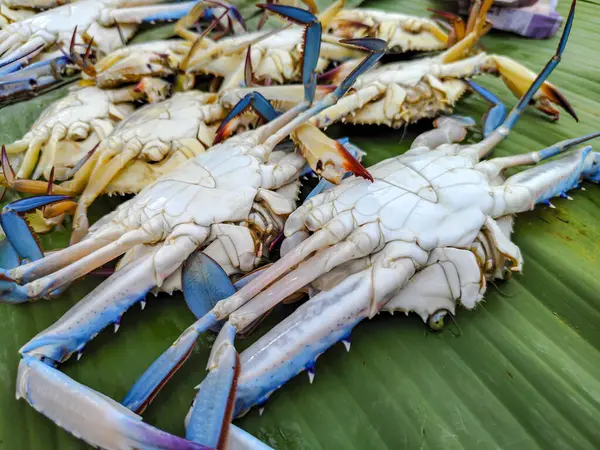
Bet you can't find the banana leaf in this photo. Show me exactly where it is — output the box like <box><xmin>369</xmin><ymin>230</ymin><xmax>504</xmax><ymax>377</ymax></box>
<box><xmin>0</xmin><ymin>0</ymin><xmax>599</xmax><ymax>448</ymax></box>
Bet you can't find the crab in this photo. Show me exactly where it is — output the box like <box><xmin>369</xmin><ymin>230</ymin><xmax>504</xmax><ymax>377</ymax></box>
<box><xmin>92</xmin><ymin>0</ymin><xmax>366</xmax><ymax>94</ymax></box>
<box><xmin>324</xmin><ymin>7</ymin><xmax>450</xmax><ymax>53</ymax></box>
<box><xmin>322</xmin><ymin>0</ymin><xmax>497</xmax><ymax>53</ymax></box>
<box><xmin>0</xmin><ymin>0</ymin><xmax>250</xmax><ymax>103</ymax></box>
<box><xmin>0</xmin><ymin>5</ymin><xmax>386</xmax><ymax>445</ymax></box>
<box><xmin>0</xmin><ymin>78</ymin><xmax>335</xmax><ymax>242</ymax></box>
<box><xmin>27</xmin><ymin>5</ymin><xmax>595</xmax><ymax>448</ymax></box>
<box><xmin>1</xmin><ymin>77</ymin><xmax>169</xmax><ymax>181</ymax></box>
<box><xmin>221</xmin><ymin>0</ymin><xmax>575</xmax><ymax>139</ymax></box>
<box><xmin>0</xmin><ymin>2</ymin><xmax>372</xmax><ymax>244</ymax></box>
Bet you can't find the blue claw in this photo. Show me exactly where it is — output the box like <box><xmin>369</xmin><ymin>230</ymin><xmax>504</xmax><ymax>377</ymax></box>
<box><xmin>0</xmin><ymin>195</ymin><xmax>71</xmax><ymax>263</ymax></box>
<box><xmin>466</xmin><ymin>81</ymin><xmax>507</xmax><ymax>137</ymax></box>
<box><xmin>186</xmin><ymin>322</ymin><xmax>239</xmax><ymax>448</ymax></box>
<box><xmin>214</xmin><ymin>92</ymin><xmax>279</xmax><ymax>144</ymax></box>
<box><xmin>257</xmin><ymin>3</ymin><xmax>322</xmax><ymax>104</ymax></box>
<box><xmin>183</xmin><ymin>251</ymin><xmax>235</xmax><ymax>331</ymax></box>
<box><xmin>122</xmin><ymin>313</ymin><xmax>219</xmax><ymax>413</ymax></box>
<box><xmin>334</xmin><ymin>38</ymin><xmax>386</xmax><ymax>97</ymax></box>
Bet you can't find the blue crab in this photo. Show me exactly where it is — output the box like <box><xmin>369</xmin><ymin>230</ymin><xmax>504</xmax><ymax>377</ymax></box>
<box><xmin>0</xmin><ymin>4</ymin><xmax>385</xmax><ymax>449</ymax></box>
<box><xmin>69</xmin><ymin>3</ymin><xmax>600</xmax><ymax>448</ymax></box>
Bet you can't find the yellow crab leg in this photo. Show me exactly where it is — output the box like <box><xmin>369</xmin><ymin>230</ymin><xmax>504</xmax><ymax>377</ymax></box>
<box><xmin>0</xmin><ymin>147</ymin><xmax>75</xmax><ymax>195</ymax></box>
<box><xmin>174</xmin><ymin>1</ymin><xmax>222</xmax><ymax>44</ymax></box>
<box><xmin>70</xmin><ymin>147</ymin><xmax>139</xmax><ymax>243</ymax></box>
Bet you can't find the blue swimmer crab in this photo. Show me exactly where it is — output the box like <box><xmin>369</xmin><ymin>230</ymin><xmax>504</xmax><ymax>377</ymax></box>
<box><xmin>0</xmin><ymin>0</ymin><xmax>247</xmax><ymax>105</ymax></box>
<box><xmin>67</xmin><ymin>3</ymin><xmax>600</xmax><ymax>448</ymax></box>
<box><xmin>0</xmin><ymin>4</ymin><xmax>385</xmax><ymax>449</ymax></box>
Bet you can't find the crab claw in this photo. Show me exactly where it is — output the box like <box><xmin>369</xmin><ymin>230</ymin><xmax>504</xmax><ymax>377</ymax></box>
<box><xmin>214</xmin><ymin>91</ymin><xmax>279</xmax><ymax>144</ymax></box>
<box><xmin>301</xmin><ymin>137</ymin><xmax>366</xmax><ymax>197</ymax></box>
<box><xmin>292</xmin><ymin>122</ymin><xmax>372</xmax><ymax>183</ymax></box>
<box><xmin>257</xmin><ymin>2</ymin><xmax>322</xmax><ymax>104</ymax></box>
<box><xmin>490</xmin><ymin>55</ymin><xmax>577</xmax><ymax>122</ymax></box>
<box><xmin>1</xmin><ymin>146</ymin><xmax>73</xmax><ymax>195</ymax></box>
<box><xmin>58</xmin><ymin>27</ymin><xmax>96</xmax><ymax>78</ymax></box>
<box><xmin>0</xmin><ymin>195</ymin><xmax>71</xmax><ymax>262</ymax></box>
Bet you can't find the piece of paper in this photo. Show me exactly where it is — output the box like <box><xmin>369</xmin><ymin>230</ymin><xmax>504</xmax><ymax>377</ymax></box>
<box><xmin>457</xmin><ymin>0</ymin><xmax>562</xmax><ymax>39</ymax></box>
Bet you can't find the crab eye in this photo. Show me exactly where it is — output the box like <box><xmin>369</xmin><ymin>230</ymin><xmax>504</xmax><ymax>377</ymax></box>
<box><xmin>427</xmin><ymin>309</ymin><xmax>450</xmax><ymax>331</ymax></box>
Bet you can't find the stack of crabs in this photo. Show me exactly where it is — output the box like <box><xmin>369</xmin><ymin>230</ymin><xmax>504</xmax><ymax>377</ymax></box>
<box><xmin>0</xmin><ymin>0</ymin><xmax>595</xmax><ymax>448</ymax></box>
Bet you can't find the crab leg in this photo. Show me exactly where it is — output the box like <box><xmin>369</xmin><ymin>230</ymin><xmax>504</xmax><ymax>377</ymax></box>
<box><xmin>0</xmin><ymin>35</ymin><xmax>46</xmax><ymax>71</ymax></box>
<box><xmin>109</xmin><ymin>1</ymin><xmax>197</xmax><ymax>24</ymax></box>
<box><xmin>17</xmin><ymin>357</ymin><xmax>210</xmax><ymax>450</ymax></box>
<box><xmin>179</xmin><ymin>241</ymin><xmax>420</xmax><ymax>446</ymax></box>
<box><xmin>0</xmin><ymin>55</ymin><xmax>72</xmax><ymax>83</ymax></box>
<box><xmin>186</xmin><ymin>322</ymin><xmax>239</xmax><ymax>448</ymax></box>
<box><xmin>476</xmin><ymin>132</ymin><xmax>600</xmax><ymax>180</ymax></box>
<box><xmin>222</xmin><ymin>240</ymin><xmax>421</xmax><ymax>415</ymax></box>
<box><xmin>121</xmin><ymin>218</ymin><xmax>387</xmax><ymax>415</ymax></box>
<box><xmin>1</xmin><ymin>224</ymin><xmax>159</xmax><ymax>303</ymax></box>
<box><xmin>466</xmin><ymin>80</ymin><xmax>507</xmax><ymax>137</ymax></box>
<box><xmin>491</xmin><ymin>141</ymin><xmax>600</xmax><ymax>217</ymax></box>
<box><xmin>470</xmin><ymin>0</ymin><xmax>576</xmax><ymax>161</ymax></box>
<box><xmin>0</xmin><ymin>60</ymin><xmax>76</xmax><ymax>107</ymax></box>
<box><xmin>0</xmin><ymin>44</ymin><xmax>55</xmax><ymax>76</ymax></box>
<box><xmin>121</xmin><ymin>173</ymin><xmax>341</xmax><ymax>413</ymax></box>
<box><xmin>409</xmin><ymin>115</ymin><xmax>476</xmax><ymax>150</ymax></box>
<box><xmin>20</xmin><ymin>227</ymin><xmax>207</xmax><ymax>358</ymax></box>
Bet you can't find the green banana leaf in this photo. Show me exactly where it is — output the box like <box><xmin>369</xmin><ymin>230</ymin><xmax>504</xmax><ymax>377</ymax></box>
<box><xmin>1</xmin><ymin>0</ymin><xmax>600</xmax><ymax>448</ymax></box>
